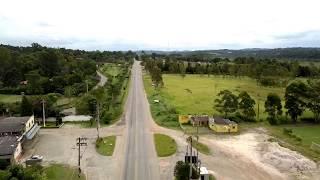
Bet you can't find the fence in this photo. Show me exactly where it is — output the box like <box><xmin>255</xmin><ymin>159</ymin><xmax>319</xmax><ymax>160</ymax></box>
<box><xmin>310</xmin><ymin>142</ymin><xmax>320</xmax><ymax>153</ymax></box>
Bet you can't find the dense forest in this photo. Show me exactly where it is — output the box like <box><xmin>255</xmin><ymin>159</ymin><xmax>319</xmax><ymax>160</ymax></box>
<box><xmin>0</xmin><ymin>43</ymin><xmax>135</xmax><ymax>95</ymax></box>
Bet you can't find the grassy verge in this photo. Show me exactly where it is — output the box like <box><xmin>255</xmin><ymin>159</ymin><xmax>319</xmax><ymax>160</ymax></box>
<box><xmin>240</xmin><ymin>122</ymin><xmax>320</xmax><ymax>161</ymax></box>
<box><xmin>0</xmin><ymin>94</ymin><xmax>21</xmax><ymax>103</ymax></box>
<box><xmin>44</xmin><ymin>164</ymin><xmax>85</xmax><ymax>180</ymax></box>
<box><xmin>191</xmin><ymin>139</ymin><xmax>211</xmax><ymax>155</ymax></box>
<box><xmin>96</xmin><ymin>136</ymin><xmax>116</xmax><ymax>156</ymax></box>
<box><xmin>265</xmin><ymin>124</ymin><xmax>320</xmax><ymax>162</ymax></box>
<box><xmin>143</xmin><ymin>75</ymin><xmax>180</xmax><ymax>129</ymax></box>
<box><xmin>154</xmin><ymin>133</ymin><xmax>177</xmax><ymax>157</ymax></box>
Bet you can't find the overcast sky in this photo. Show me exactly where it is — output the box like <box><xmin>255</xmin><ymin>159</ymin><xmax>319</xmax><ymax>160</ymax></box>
<box><xmin>1</xmin><ymin>0</ymin><xmax>320</xmax><ymax>51</ymax></box>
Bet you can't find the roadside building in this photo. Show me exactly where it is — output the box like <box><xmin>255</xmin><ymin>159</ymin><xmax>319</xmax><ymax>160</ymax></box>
<box><xmin>0</xmin><ymin>115</ymin><xmax>40</xmax><ymax>168</ymax></box>
<box><xmin>0</xmin><ymin>136</ymin><xmax>22</xmax><ymax>168</ymax></box>
<box><xmin>190</xmin><ymin>115</ymin><xmax>209</xmax><ymax>126</ymax></box>
<box><xmin>209</xmin><ymin>117</ymin><xmax>238</xmax><ymax>133</ymax></box>
<box><xmin>178</xmin><ymin>115</ymin><xmax>190</xmax><ymax>124</ymax></box>
<box><xmin>0</xmin><ymin>115</ymin><xmax>40</xmax><ymax>140</ymax></box>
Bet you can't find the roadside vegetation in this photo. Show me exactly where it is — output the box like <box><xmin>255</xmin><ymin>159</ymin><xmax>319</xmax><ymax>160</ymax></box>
<box><xmin>0</xmin><ymin>164</ymin><xmax>85</xmax><ymax>180</ymax></box>
<box><xmin>75</xmin><ymin>62</ymin><xmax>131</xmax><ymax>126</ymax></box>
<box><xmin>154</xmin><ymin>133</ymin><xmax>177</xmax><ymax>157</ymax></box>
<box><xmin>0</xmin><ymin>44</ymin><xmax>135</xmax><ymax>124</ymax></box>
<box><xmin>96</xmin><ymin>136</ymin><xmax>116</xmax><ymax>156</ymax></box>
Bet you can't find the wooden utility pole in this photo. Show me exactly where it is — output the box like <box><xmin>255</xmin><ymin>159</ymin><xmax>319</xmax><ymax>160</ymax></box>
<box><xmin>76</xmin><ymin>137</ymin><xmax>87</xmax><ymax>178</ymax></box>
<box><xmin>86</xmin><ymin>80</ymin><xmax>89</xmax><ymax>93</ymax></box>
<box><xmin>96</xmin><ymin>103</ymin><xmax>100</xmax><ymax>139</ymax></box>
<box><xmin>42</xmin><ymin>99</ymin><xmax>46</xmax><ymax>127</ymax></box>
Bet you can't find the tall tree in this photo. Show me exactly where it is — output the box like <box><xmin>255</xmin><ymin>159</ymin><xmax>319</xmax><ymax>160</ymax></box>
<box><xmin>306</xmin><ymin>80</ymin><xmax>320</xmax><ymax>123</ymax></box>
<box><xmin>238</xmin><ymin>91</ymin><xmax>256</xmax><ymax>121</ymax></box>
<box><xmin>20</xmin><ymin>96</ymin><xmax>33</xmax><ymax>116</ymax></box>
<box><xmin>39</xmin><ymin>50</ymin><xmax>60</xmax><ymax>77</ymax></box>
<box><xmin>151</xmin><ymin>66</ymin><xmax>163</xmax><ymax>87</ymax></box>
<box><xmin>285</xmin><ymin>82</ymin><xmax>307</xmax><ymax>123</ymax></box>
<box><xmin>214</xmin><ymin>90</ymin><xmax>238</xmax><ymax>117</ymax></box>
<box><xmin>265</xmin><ymin>93</ymin><xmax>282</xmax><ymax>125</ymax></box>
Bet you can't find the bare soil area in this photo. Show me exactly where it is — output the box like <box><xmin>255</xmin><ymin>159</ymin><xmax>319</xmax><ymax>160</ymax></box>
<box><xmin>155</xmin><ymin>124</ymin><xmax>320</xmax><ymax>180</ymax></box>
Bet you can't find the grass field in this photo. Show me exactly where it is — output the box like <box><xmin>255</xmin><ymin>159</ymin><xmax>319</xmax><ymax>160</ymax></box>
<box><xmin>101</xmin><ymin>63</ymin><xmax>122</xmax><ymax>78</ymax></box>
<box><xmin>44</xmin><ymin>164</ymin><xmax>85</xmax><ymax>180</ymax></box>
<box><xmin>0</xmin><ymin>94</ymin><xmax>21</xmax><ymax>103</ymax></box>
<box><xmin>96</xmin><ymin>136</ymin><xmax>116</xmax><ymax>156</ymax></box>
<box><xmin>154</xmin><ymin>133</ymin><xmax>177</xmax><ymax>157</ymax></box>
<box><xmin>144</xmin><ymin>74</ymin><xmax>313</xmax><ymax>121</ymax></box>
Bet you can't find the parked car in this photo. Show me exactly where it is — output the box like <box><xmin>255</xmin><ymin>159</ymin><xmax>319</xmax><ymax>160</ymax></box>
<box><xmin>26</xmin><ymin>155</ymin><xmax>43</xmax><ymax>166</ymax></box>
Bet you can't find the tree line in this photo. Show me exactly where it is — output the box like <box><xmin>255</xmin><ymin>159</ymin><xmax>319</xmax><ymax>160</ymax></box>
<box><xmin>214</xmin><ymin>79</ymin><xmax>320</xmax><ymax>124</ymax></box>
<box><xmin>141</xmin><ymin>56</ymin><xmax>320</xmax><ymax>87</ymax></box>
<box><xmin>0</xmin><ymin>43</ymin><xmax>136</xmax><ymax>95</ymax></box>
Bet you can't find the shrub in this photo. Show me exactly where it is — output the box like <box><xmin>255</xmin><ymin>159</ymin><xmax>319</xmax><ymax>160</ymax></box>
<box><xmin>283</xmin><ymin>128</ymin><xmax>293</xmax><ymax>135</ymax></box>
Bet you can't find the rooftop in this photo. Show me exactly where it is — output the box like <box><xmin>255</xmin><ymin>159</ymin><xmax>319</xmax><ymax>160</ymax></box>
<box><xmin>191</xmin><ymin>115</ymin><xmax>209</xmax><ymax>122</ymax></box>
<box><xmin>0</xmin><ymin>136</ymin><xmax>19</xmax><ymax>156</ymax></box>
<box><xmin>211</xmin><ymin>117</ymin><xmax>237</xmax><ymax>125</ymax></box>
<box><xmin>0</xmin><ymin>116</ymin><xmax>31</xmax><ymax>134</ymax></box>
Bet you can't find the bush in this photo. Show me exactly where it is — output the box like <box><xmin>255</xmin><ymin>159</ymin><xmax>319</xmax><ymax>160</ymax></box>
<box><xmin>283</xmin><ymin>128</ymin><xmax>293</xmax><ymax>135</ymax></box>
<box><xmin>267</xmin><ymin>117</ymin><xmax>278</xmax><ymax>125</ymax></box>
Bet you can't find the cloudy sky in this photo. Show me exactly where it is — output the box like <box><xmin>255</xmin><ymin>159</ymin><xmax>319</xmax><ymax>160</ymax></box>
<box><xmin>1</xmin><ymin>0</ymin><xmax>320</xmax><ymax>50</ymax></box>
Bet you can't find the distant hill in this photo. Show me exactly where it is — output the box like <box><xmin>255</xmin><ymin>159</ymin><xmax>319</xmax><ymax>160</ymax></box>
<box><xmin>137</xmin><ymin>48</ymin><xmax>320</xmax><ymax>61</ymax></box>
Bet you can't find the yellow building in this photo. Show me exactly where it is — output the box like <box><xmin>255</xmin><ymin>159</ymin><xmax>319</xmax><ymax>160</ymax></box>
<box><xmin>178</xmin><ymin>115</ymin><xmax>190</xmax><ymax>124</ymax></box>
<box><xmin>209</xmin><ymin>117</ymin><xmax>238</xmax><ymax>133</ymax></box>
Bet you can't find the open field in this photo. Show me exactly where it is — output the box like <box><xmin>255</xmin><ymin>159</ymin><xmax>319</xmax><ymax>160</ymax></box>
<box><xmin>44</xmin><ymin>164</ymin><xmax>85</xmax><ymax>180</ymax></box>
<box><xmin>101</xmin><ymin>63</ymin><xmax>122</xmax><ymax>78</ymax></box>
<box><xmin>154</xmin><ymin>133</ymin><xmax>177</xmax><ymax>157</ymax></box>
<box><xmin>96</xmin><ymin>136</ymin><xmax>116</xmax><ymax>156</ymax></box>
<box><xmin>0</xmin><ymin>94</ymin><xmax>21</xmax><ymax>103</ymax></box>
<box><xmin>144</xmin><ymin>74</ymin><xmax>313</xmax><ymax>121</ymax></box>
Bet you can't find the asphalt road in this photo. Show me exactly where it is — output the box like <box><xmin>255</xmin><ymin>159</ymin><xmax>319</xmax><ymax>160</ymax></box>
<box><xmin>122</xmin><ymin>61</ymin><xmax>160</xmax><ymax>180</ymax></box>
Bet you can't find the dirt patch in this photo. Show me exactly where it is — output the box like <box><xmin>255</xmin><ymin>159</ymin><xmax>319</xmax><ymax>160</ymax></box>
<box><xmin>209</xmin><ymin>131</ymin><xmax>320</xmax><ymax>179</ymax></box>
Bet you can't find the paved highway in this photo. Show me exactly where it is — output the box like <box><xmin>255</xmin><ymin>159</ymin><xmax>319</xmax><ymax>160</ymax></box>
<box><xmin>122</xmin><ymin>60</ymin><xmax>160</xmax><ymax>180</ymax></box>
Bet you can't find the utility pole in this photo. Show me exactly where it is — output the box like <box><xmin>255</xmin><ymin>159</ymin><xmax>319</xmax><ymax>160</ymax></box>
<box><xmin>86</xmin><ymin>80</ymin><xmax>89</xmax><ymax>93</ymax></box>
<box><xmin>189</xmin><ymin>136</ymin><xmax>193</xmax><ymax>180</ymax></box>
<box><xmin>76</xmin><ymin>137</ymin><xmax>87</xmax><ymax>178</ymax></box>
<box><xmin>42</xmin><ymin>99</ymin><xmax>46</xmax><ymax>127</ymax></box>
<box><xmin>257</xmin><ymin>93</ymin><xmax>260</xmax><ymax>122</ymax></box>
<box><xmin>96</xmin><ymin>103</ymin><xmax>100</xmax><ymax>139</ymax></box>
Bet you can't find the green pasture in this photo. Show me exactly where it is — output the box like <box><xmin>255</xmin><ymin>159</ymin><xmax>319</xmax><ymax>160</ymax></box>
<box><xmin>144</xmin><ymin>74</ymin><xmax>313</xmax><ymax>121</ymax></box>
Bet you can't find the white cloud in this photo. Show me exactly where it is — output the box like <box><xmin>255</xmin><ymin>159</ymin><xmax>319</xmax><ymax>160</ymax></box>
<box><xmin>1</xmin><ymin>0</ymin><xmax>320</xmax><ymax>50</ymax></box>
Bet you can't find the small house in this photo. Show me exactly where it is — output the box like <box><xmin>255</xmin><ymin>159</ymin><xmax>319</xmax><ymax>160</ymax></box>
<box><xmin>0</xmin><ymin>116</ymin><xmax>39</xmax><ymax>140</ymax></box>
<box><xmin>209</xmin><ymin>117</ymin><xmax>238</xmax><ymax>133</ymax></box>
<box><xmin>190</xmin><ymin>115</ymin><xmax>209</xmax><ymax>126</ymax></box>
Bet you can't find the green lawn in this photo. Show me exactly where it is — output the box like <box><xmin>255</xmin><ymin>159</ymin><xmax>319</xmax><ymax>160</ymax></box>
<box><xmin>44</xmin><ymin>164</ymin><xmax>85</xmax><ymax>180</ymax></box>
<box><xmin>0</xmin><ymin>94</ymin><xmax>21</xmax><ymax>103</ymax></box>
<box><xmin>154</xmin><ymin>133</ymin><xmax>177</xmax><ymax>157</ymax></box>
<box><xmin>96</xmin><ymin>136</ymin><xmax>116</xmax><ymax>156</ymax></box>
